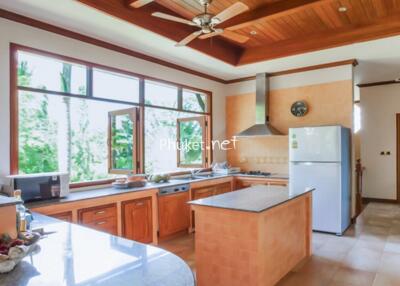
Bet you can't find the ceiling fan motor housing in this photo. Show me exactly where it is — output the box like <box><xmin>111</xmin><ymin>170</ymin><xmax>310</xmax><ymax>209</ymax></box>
<box><xmin>198</xmin><ymin>0</ymin><xmax>213</xmax><ymax>6</ymax></box>
<box><xmin>193</xmin><ymin>13</ymin><xmax>219</xmax><ymax>33</ymax></box>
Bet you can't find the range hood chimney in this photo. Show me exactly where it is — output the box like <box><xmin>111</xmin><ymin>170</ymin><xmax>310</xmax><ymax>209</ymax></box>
<box><xmin>235</xmin><ymin>73</ymin><xmax>281</xmax><ymax>137</ymax></box>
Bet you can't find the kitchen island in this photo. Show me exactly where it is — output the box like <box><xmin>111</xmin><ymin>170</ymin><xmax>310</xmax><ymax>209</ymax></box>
<box><xmin>0</xmin><ymin>213</ymin><xmax>194</xmax><ymax>286</ymax></box>
<box><xmin>189</xmin><ymin>185</ymin><xmax>314</xmax><ymax>286</ymax></box>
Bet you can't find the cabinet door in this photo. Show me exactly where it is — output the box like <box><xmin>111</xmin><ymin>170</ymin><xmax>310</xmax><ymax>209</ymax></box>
<box><xmin>193</xmin><ymin>186</ymin><xmax>215</xmax><ymax>199</ymax></box>
<box><xmin>214</xmin><ymin>182</ymin><xmax>232</xmax><ymax>195</ymax></box>
<box><xmin>122</xmin><ymin>197</ymin><xmax>153</xmax><ymax>243</ymax></box>
<box><xmin>50</xmin><ymin>211</ymin><xmax>73</xmax><ymax>223</ymax></box>
<box><xmin>158</xmin><ymin>192</ymin><xmax>190</xmax><ymax>238</ymax></box>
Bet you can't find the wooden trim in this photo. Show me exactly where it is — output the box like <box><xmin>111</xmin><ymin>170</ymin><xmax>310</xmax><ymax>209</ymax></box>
<box><xmin>70</xmin><ymin>179</ymin><xmax>116</xmax><ymax>189</ymax></box>
<box><xmin>358</xmin><ymin>80</ymin><xmax>400</xmax><ymax>88</ymax></box>
<box><xmin>397</xmin><ymin>113</ymin><xmax>400</xmax><ymax>203</ymax></box>
<box><xmin>362</xmin><ymin>197</ymin><xmax>398</xmax><ymax>204</ymax></box>
<box><xmin>177</xmin><ymin>116</ymin><xmax>208</xmax><ymax>169</ymax></box>
<box><xmin>225</xmin><ymin>59</ymin><xmax>358</xmax><ymax>84</ymax></box>
<box><xmin>0</xmin><ymin>9</ymin><xmax>227</xmax><ymax>84</ymax></box>
<box><xmin>108</xmin><ymin>108</ymin><xmax>140</xmax><ymax>175</ymax></box>
<box><xmin>10</xmin><ymin>43</ymin><xmax>18</xmax><ymax>174</ymax></box>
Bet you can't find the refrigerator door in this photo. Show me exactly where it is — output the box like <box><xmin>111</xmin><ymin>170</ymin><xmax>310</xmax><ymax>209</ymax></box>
<box><xmin>289</xmin><ymin>162</ymin><xmax>342</xmax><ymax>233</ymax></box>
<box><xmin>289</xmin><ymin>126</ymin><xmax>341</xmax><ymax>162</ymax></box>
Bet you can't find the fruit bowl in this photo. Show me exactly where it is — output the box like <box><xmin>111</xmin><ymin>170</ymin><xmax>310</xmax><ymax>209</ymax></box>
<box><xmin>0</xmin><ymin>232</ymin><xmax>40</xmax><ymax>273</ymax></box>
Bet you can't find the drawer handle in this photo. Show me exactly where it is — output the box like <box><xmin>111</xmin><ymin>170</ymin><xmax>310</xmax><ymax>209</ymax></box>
<box><xmin>95</xmin><ymin>210</ymin><xmax>106</xmax><ymax>215</ymax></box>
<box><xmin>96</xmin><ymin>221</ymin><xmax>107</xmax><ymax>225</ymax></box>
<box><xmin>136</xmin><ymin>202</ymin><xmax>144</xmax><ymax>206</ymax></box>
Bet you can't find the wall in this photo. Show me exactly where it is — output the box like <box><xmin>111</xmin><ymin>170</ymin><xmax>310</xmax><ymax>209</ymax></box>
<box><xmin>0</xmin><ymin>18</ymin><xmax>227</xmax><ymax>176</ymax></box>
<box><xmin>226</xmin><ymin>66</ymin><xmax>354</xmax><ymax>174</ymax></box>
<box><xmin>360</xmin><ymin>84</ymin><xmax>400</xmax><ymax>200</ymax></box>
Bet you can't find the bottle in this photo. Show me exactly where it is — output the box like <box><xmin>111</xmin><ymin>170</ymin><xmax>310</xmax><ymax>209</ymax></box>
<box><xmin>14</xmin><ymin>190</ymin><xmax>27</xmax><ymax>233</ymax></box>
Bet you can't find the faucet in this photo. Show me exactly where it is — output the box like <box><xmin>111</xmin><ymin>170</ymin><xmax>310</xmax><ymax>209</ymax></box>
<box><xmin>190</xmin><ymin>169</ymin><xmax>203</xmax><ymax>178</ymax></box>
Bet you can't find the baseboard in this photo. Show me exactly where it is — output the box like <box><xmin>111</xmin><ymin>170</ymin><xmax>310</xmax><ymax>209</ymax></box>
<box><xmin>362</xmin><ymin>197</ymin><xmax>399</xmax><ymax>204</ymax></box>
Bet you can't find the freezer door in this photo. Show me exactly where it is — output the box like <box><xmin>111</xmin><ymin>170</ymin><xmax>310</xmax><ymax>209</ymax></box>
<box><xmin>289</xmin><ymin>126</ymin><xmax>341</xmax><ymax>162</ymax></box>
<box><xmin>289</xmin><ymin>162</ymin><xmax>342</xmax><ymax>233</ymax></box>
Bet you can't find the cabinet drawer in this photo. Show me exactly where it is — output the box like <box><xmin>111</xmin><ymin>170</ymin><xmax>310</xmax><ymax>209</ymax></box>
<box><xmin>50</xmin><ymin>211</ymin><xmax>73</xmax><ymax>223</ymax></box>
<box><xmin>85</xmin><ymin>216</ymin><xmax>117</xmax><ymax>235</ymax></box>
<box><xmin>193</xmin><ymin>186</ymin><xmax>215</xmax><ymax>199</ymax></box>
<box><xmin>79</xmin><ymin>204</ymin><xmax>117</xmax><ymax>224</ymax></box>
<box><xmin>215</xmin><ymin>182</ymin><xmax>232</xmax><ymax>195</ymax></box>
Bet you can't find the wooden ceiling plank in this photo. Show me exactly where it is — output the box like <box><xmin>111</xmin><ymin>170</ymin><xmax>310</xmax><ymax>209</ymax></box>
<box><xmin>238</xmin><ymin>12</ymin><xmax>400</xmax><ymax>64</ymax></box>
<box><xmin>219</xmin><ymin>0</ymin><xmax>331</xmax><ymax>30</ymax></box>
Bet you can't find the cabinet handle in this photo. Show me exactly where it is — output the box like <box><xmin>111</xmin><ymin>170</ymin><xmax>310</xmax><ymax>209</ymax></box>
<box><xmin>96</xmin><ymin>221</ymin><xmax>106</xmax><ymax>225</ymax></box>
<box><xmin>95</xmin><ymin>210</ymin><xmax>106</xmax><ymax>215</ymax></box>
<box><xmin>135</xmin><ymin>202</ymin><xmax>144</xmax><ymax>206</ymax></box>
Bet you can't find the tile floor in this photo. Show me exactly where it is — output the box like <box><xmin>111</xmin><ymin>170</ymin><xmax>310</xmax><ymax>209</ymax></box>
<box><xmin>158</xmin><ymin>202</ymin><xmax>400</xmax><ymax>286</ymax></box>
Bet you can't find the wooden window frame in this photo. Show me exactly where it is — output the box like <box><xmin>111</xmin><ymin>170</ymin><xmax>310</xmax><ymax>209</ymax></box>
<box><xmin>10</xmin><ymin>43</ymin><xmax>213</xmax><ymax>187</ymax></box>
<box><xmin>177</xmin><ymin>116</ymin><xmax>209</xmax><ymax>169</ymax></box>
<box><xmin>108</xmin><ymin>108</ymin><xmax>140</xmax><ymax>175</ymax></box>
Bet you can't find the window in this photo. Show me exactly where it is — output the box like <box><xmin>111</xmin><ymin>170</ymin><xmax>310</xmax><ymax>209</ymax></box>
<box><xmin>11</xmin><ymin>45</ymin><xmax>212</xmax><ymax>185</ymax></box>
<box><xmin>108</xmin><ymin>108</ymin><xmax>139</xmax><ymax>174</ymax></box>
<box><xmin>177</xmin><ymin>117</ymin><xmax>207</xmax><ymax>167</ymax></box>
<box><xmin>18</xmin><ymin>51</ymin><xmax>87</xmax><ymax>95</ymax></box>
<box><xmin>93</xmin><ymin>69</ymin><xmax>140</xmax><ymax>103</ymax></box>
<box><xmin>182</xmin><ymin>89</ymin><xmax>207</xmax><ymax>113</ymax></box>
<box><xmin>144</xmin><ymin>80</ymin><xmax>178</xmax><ymax>108</ymax></box>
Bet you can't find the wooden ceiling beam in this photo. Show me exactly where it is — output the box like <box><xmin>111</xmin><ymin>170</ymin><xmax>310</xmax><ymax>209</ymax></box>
<box><xmin>219</xmin><ymin>0</ymin><xmax>330</xmax><ymax>30</ymax></box>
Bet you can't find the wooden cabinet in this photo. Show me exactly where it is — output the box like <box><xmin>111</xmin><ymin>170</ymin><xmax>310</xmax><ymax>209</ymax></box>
<box><xmin>158</xmin><ymin>192</ymin><xmax>190</xmax><ymax>239</ymax></box>
<box><xmin>78</xmin><ymin>204</ymin><xmax>117</xmax><ymax>235</ymax></box>
<box><xmin>193</xmin><ymin>182</ymin><xmax>233</xmax><ymax>200</ymax></box>
<box><xmin>234</xmin><ymin>177</ymin><xmax>288</xmax><ymax>190</ymax></box>
<box><xmin>122</xmin><ymin>197</ymin><xmax>153</xmax><ymax>243</ymax></box>
<box><xmin>214</xmin><ymin>182</ymin><xmax>232</xmax><ymax>195</ymax></box>
<box><xmin>50</xmin><ymin>211</ymin><xmax>73</xmax><ymax>222</ymax></box>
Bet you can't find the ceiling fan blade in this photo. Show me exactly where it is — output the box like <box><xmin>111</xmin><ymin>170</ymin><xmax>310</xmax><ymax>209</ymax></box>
<box><xmin>199</xmin><ymin>29</ymin><xmax>224</xmax><ymax>40</ymax></box>
<box><xmin>221</xmin><ymin>30</ymin><xmax>249</xmax><ymax>44</ymax></box>
<box><xmin>176</xmin><ymin>31</ymin><xmax>203</xmax><ymax>47</ymax></box>
<box><xmin>129</xmin><ymin>0</ymin><xmax>154</xmax><ymax>8</ymax></box>
<box><xmin>152</xmin><ymin>12</ymin><xmax>197</xmax><ymax>26</ymax></box>
<box><xmin>213</xmin><ymin>2</ymin><xmax>249</xmax><ymax>24</ymax></box>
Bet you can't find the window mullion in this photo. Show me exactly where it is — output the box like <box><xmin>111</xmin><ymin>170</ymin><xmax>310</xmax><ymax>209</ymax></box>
<box><xmin>178</xmin><ymin>87</ymin><xmax>183</xmax><ymax>110</ymax></box>
<box><xmin>87</xmin><ymin>67</ymin><xmax>93</xmax><ymax>97</ymax></box>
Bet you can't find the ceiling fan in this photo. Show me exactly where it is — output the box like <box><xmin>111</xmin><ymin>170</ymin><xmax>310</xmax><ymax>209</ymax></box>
<box><xmin>131</xmin><ymin>0</ymin><xmax>250</xmax><ymax>46</ymax></box>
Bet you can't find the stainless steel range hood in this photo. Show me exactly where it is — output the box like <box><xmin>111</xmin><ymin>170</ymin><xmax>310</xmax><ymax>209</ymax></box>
<box><xmin>235</xmin><ymin>73</ymin><xmax>281</xmax><ymax>137</ymax></box>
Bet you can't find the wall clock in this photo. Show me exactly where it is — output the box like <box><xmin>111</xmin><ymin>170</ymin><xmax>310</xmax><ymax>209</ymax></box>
<box><xmin>291</xmin><ymin>101</ymin><xmax>308</xmax><ymax>117</ymax></box>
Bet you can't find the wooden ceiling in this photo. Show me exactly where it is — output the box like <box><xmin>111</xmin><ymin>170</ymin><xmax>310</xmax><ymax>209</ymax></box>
<box><xmin>77</xmin><ymin>0</ymin><xmax>400</xmax><ymax>65</ymax></box>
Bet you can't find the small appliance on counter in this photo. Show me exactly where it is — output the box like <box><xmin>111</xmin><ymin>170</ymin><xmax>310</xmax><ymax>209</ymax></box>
<box><xmin>3</xmin><ymin>172</ymin><xmax>69</xmax><ymax>203</ymax></box>
<box><xmin>212</xmin><ymin>162</ymin><xmax>240</xmax><ymax>175</ymax></box>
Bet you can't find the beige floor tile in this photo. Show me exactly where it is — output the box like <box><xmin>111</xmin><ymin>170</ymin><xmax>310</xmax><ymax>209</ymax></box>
<box><xmin>342</xmin><ymin>244</ymin><xmax>382</xmax><ymax>272</ymax></box>
<box><xmin>331</xmin><ymin>266</ymin><xmax>375</xmax><ymax>286</ymax></box>
<box><xmin>372</xmin><ymin>273</ymin><xmax>400</xmax><ymax>286</ymax></box>
<box><xmin>377</xmin><ymin>252</ymin><xmax>400</xmax><ymax>278</ymax></box>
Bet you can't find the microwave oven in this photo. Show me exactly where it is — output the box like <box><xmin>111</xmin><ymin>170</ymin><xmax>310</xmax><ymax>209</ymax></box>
<box><xmin>3</xmin><ymin>172</ymin><xmax>69</xmax><ymax>202</ymax></box>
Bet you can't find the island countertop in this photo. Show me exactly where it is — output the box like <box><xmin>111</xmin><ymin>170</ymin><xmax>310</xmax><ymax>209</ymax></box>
<box><xmin>188</xmin><ymin>185</ymin><xmax>314</xmax><ymax>213</ymax></box>
<box><xmin>0</xmin><ymin>213</ymin><xmax>195</xmax><ymax>286</ymax></box>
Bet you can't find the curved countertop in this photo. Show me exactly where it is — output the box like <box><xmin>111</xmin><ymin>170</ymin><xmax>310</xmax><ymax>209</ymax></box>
<box><xmin>0</xmin><ymin>214</ymin><xmax>195</xmax><ymax>286</ymax></box>
<box><xmin>188</xmin><ymin>185</ymin><xmax>314</xmax><ymax>213</ymax></box>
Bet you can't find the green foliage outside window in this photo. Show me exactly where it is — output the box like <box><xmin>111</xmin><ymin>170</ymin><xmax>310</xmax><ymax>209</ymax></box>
<box><xmin>179</xmin><ymin>120</ymin><xmax>203</xmax><ymax>166</ymax></box>
<box><xmin>111</xmin><ymin>113</ymin><xmax>134</xmax><ymax>170</ymax></box>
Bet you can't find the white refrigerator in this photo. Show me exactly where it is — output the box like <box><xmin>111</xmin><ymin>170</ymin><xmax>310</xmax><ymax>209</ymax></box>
<box><xmin>289</xmin><ymin>125</ymin><xmax>351</xmax><ymax>235</ymax></box>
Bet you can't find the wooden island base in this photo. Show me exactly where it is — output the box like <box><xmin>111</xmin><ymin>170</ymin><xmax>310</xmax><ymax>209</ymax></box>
<box><xmin>191</xmin><ymin>192</ymin><xmax>312</xmax><ymax>286</ymax></box>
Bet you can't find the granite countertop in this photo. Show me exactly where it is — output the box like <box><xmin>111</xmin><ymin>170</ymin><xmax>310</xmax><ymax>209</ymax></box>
<box><xmin>0</xmin><ymin>213</ymin><xmax>195</xmax><ymax>286</ymax></box>
<box><xmin>0</xmin><ymin>195</ymin><xmax>20</xmax><ymax>207</ymax></box>
<box><xmin>26</xmin><ymin>173</ymin><xmax>289</xmax><ymax>209</ymax></box>
<box><xmin>188</xmin><ymin>185</ymin><xmax>314</xmax><ymax>213</ymax></box>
